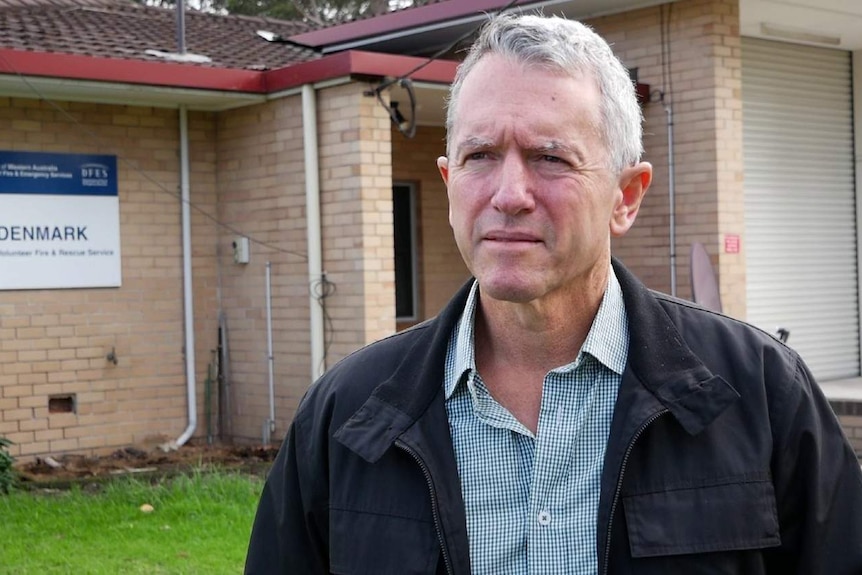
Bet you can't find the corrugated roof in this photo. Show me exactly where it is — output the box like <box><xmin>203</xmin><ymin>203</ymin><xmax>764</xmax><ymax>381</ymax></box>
<box><xmin>0</xmin><ymin>0</ymin><xmax>322</xmax><ymax>70</ymax></box>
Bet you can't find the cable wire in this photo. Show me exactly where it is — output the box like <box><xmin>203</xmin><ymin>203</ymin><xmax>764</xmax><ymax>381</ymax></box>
<box><xmin>310</xmin><ymin>273</ymin><xmax>336</xmax><ymax>373</ymax></box>
<box><xmin>367</xmin><ymin>0</ymin><xmax>523</xmax><ymax>138</ymax></box>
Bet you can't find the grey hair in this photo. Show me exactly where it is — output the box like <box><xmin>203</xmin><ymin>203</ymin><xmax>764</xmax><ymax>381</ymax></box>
<box><xmin>445</xmin><ymin>14</ymin><xmax>644</xmax><ymax>174</ymax></box>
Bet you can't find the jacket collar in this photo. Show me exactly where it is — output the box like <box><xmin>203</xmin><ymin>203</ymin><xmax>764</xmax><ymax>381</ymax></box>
<box><xmin>333</xmin><ymin>280</ymin><xmax>473</xmax><ymax>463</ymax></box>
<box><xmin>612</xmin><ymin>259</ymin><xmax>740</xmax><ymax>435</ymax></box>
<box><xmin>335</xmin><ymin>259</ymin><xmax>740</xmax><ymax>462</ymax></box>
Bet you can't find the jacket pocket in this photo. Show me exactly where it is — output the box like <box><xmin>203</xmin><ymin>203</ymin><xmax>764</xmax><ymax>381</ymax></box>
<box><xmin>622</xmin><ymin>477</ymin><xmax>781</xmax><ymax>558</ymax></box>
<box><xmin>329</xmin><ymin>507</ymin><xmax>440</xmax><ymax>574</ymax></box>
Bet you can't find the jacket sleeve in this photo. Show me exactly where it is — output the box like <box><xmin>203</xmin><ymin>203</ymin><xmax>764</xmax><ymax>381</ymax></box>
<box><xmin>244</xmin><ymin>410</ymin><xmax>329</xmax><ymax>575</ymax></box>
<box><xmin>766</xmin><ymin>353</ymin><xmax>862</xmax><ymax>574</ymax></box>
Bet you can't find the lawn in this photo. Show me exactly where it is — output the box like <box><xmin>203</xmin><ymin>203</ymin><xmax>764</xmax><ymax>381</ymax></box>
<box><xmin>0</xmin><ymin>469</ymin><xmax>265</xmax><ymax>574</ymax></box>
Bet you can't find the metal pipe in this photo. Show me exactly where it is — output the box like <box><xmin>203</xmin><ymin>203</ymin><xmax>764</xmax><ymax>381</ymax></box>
<box><xmin>666</xmin><ymin>103</ymin><xmax>677</xmax><ymax>297</ymax></box>
<box><xmin>264</xmin><ymin>261</ymin><xmax>275</xmax><ymax>445</ymax></box>
<box><xmin>174</xmin><ymin>105</ymin><xmax>197</xmax><ymax>447</ymax></box>
<box><xmin>175</xmin><ymin>0</ymin><xmax>186</xmax><ymax>55</ymax></box>
<box><xmin>302</xmin><ymin>84</ymin><xmax>325</xmax><ymax>380</ymax></box>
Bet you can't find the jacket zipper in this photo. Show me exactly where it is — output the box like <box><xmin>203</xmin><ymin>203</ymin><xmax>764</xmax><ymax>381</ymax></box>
<box><xmin>395</xmin><ymin>439</ymin><xmax>455</xmax><ymax>575</ymax></box>
<box><xmin>601</xmin><ymin>409</ymin><xmax>669</xmax><ymax>575</ymax></box>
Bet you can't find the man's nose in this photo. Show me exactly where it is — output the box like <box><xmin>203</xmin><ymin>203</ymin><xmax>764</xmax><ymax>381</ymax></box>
<box><xmin>490</xmin><ymin>155</ymin><xmax>535</xmax><ymax>215</ymax></box>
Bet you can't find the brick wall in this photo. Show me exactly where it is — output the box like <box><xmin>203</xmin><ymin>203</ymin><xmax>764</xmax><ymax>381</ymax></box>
<box><xmin>215</xmin><ymin>96</ymin><xmax>311</xmax><ymax>444</ymax></box>
<box><xmin>392</xmin><ymin>125</ymin><xmax>470</xmax><ymax>327</ymax></box>
<box><xmin>216</xmin><ymin>83</ymin><xmax>397</xmax><ymax>444</ymax></box>
<box><xmin>0</xmin><ymin>98</ymin><xmax>218</xmax><ymax>459</ymax></box>
<box><xmin>594</xmin><ymin>0</ymin><xmax>747</xmax><ymax>319</ymax></box>
<box><xmin>317</xmin><ymin>83</ymin><xmax>396</xmax><ymax>357</ymax></box>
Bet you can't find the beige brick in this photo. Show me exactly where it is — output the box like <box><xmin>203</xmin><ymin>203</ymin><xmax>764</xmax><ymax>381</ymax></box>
<box><xmin>17</xmin><ymin>395</ymin><xmax>46</xmax><ymax>409</ymax></box>
<box><xmin>2</xmin><ymin>385</ymin><xmax>32</xmax><ymax>398</ymax></box>
<box><xmin>35</xmin><ymin>428</ymin><xmax>64</xmax><ymax>442</ymax></box>
<box><xmin>2</xmin><ymin>316</ymin><xmax>30</xmax><ymax>328</ymax></box>
<box><xmin>49</xmin><ymin>438</ymin><xmax>80</xmax><ymax>452</ymax></box>
<box><xmin>16</xmin><ymin>327</ymin><xmax>46</xmax><ymax>339</ymax></box>
<box><xmin>4</xmin><ymin>408</ymin><xmax>32</xmax><ymax>422</ymax></box>
<box><xmin>19</xmin><ymin>441</ymin><xmax>49</xmax><ymax>456</ymax></box>
<box><xmin>48</xmin><ymin>413</ymin><xmax>78</xmax><ymax>429</ymax></box>
<box><xmin>17</xmin><ymin>350</ymin><xmax>48</xmax><ymax>363</ymax></box>
<box><xmin>18</xmin><ymin>417</ymin><xmax>47</xmax><ymax>432</ymax></box>
<box><xmin>77</xmin><ymin>435</ymin><xmax>108</xmax><ymax>450</ymax></box>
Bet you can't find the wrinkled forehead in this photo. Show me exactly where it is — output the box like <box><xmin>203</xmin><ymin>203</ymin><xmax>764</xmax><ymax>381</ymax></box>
<box><xmin>447</xmin><ymin>55</ymin><xmax>605</xmax><ymax>151</ymax></box>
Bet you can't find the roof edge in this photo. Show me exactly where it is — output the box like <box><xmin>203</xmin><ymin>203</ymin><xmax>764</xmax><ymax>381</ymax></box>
<box><xmin>0</xmin><ymin>49</ymin><xmax>458</xmax><ymax>96</ymax></box>
<box><xmin>264</xmin><ymin>50</ymin><xmax>458</xmax><ymax>93</ymax></box>
<box><xmin>0</xmin><ymin>49</ymin><xmax>267</xmax><ymax>92</ymax></box>
<box><xmin>287</xmin><ymin>0</ymin><xmax>540</xmax><ymax>48</ymax></box>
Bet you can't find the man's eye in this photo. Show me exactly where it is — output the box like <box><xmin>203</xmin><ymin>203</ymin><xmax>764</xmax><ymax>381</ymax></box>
<box><xmin>466</xmin><ymin>152</ymin><xmax>488</xmax><ymax>161</ymax></box>
<box><xmin>542</xmin><ymin>155</ymin><xmax>564</xmax><ymax>163</ymax></box>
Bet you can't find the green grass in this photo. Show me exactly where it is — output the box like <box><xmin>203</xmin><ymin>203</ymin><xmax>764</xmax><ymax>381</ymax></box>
<box><xmin>0</xmin><ymin>469</ymin><xmax>265</xmax><ymax>574</ymax></box>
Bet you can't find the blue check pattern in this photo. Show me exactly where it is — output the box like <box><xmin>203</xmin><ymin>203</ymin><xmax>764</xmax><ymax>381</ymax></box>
<box><xmin>444</xmin><ymin>270</ymin><xmax>629</xmax><ymax>575</ymax></box>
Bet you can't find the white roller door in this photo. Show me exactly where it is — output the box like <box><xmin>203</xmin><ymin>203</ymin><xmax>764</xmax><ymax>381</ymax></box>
<box><xmin>743</xmin><ymin>37</ymin><xmax>858</xmax><ymax>381</ymax></box>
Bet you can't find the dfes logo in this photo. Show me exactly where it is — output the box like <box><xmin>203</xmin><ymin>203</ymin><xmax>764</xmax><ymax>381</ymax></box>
<box><xmin>81</xmin><ymin>164</ymin><xmax>109</xmax><ymax>179</ymax></box>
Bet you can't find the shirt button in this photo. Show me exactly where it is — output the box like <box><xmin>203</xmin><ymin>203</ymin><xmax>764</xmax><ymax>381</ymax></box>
<box><xmin>538</xmin><ymin>511</ymin><xmax>552</xmax><ymax>526</ymax></box>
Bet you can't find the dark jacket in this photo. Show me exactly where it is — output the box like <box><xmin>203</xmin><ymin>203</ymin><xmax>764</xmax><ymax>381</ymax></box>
<box><xmin>245</xmin><ymin>260</ymin><xmax>862</xmax><ymax>574</ymax></box>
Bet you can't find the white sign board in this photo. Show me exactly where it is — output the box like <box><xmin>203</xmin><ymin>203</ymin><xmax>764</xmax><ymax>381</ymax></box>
<box><xmin>0</xmin><ymin>151</ymin><xmax>121</xmax><ymax>290</ymax></box>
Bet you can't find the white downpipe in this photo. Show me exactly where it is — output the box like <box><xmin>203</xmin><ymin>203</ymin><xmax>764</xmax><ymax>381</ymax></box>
<box><xmin>666</xmin><ymin>103</ymin><xmax>677</xmax><ymax>297</ymax></box>
<box><xmin>853</xmin><ymin>52</ymin><xmax>862</xmax><ymax>370</ymax></box>
<box><xmin>175</xmin><ymin>105</ymin><xmax>197</xmax><ymax>447</ymax></box>
<box><xmin>263</xmin><ymin>261</ymin><xmax>275</xmax><ymax>446</ymax></box>
<box><xmin>302</xmin><ymin>84</ymin><xmax>325</xmax><ymax>381</ymax></box>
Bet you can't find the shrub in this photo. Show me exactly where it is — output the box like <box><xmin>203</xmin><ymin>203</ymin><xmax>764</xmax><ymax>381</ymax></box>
<box><xmin>0</xmin><ymin>436</ymin><xmax>15</xmax><ymax>494</ymax></box>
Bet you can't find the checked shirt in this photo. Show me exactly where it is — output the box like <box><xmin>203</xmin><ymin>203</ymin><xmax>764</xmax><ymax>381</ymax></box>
<box><xmin>444</xmin><ymin>270</ymin><xmax>629</xmax><ymax>574</ymax></box>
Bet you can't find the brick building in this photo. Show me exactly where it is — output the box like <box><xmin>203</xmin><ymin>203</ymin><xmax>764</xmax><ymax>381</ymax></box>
<box><xmin>1</xmin><ymin>0</ymin><xmax>861</xmax><ymax>459</ymax></box>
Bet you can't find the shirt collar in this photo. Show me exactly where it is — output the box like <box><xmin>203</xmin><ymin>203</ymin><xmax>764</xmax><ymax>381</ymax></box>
<box><xmin>578</xmin><ymin>268</ymin><xmax>628</xmax><ymax>376</ymax></box>
<box><xmin>445</xmin><ymin>268</ymin><xmax>628</xmax><ymax>400</ymax></box>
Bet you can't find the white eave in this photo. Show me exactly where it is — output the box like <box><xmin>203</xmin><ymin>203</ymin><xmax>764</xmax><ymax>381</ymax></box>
<box><xmin>0</xmin><ymin>73</ymin><xmax>267</xmax><ymax>111</ymax></box>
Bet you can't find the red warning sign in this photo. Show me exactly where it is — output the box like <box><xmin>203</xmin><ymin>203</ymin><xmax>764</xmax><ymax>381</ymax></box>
<box><xmin>724</xmin><ymin>234</ymin><xmax>740</xmax><ymax>254</ymax></box>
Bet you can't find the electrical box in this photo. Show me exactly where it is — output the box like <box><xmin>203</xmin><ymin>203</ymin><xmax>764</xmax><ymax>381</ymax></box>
<box><xmin>232</xmin><ymin>236</ymin><xmax>250</xmax><ymax>264</ymax></box>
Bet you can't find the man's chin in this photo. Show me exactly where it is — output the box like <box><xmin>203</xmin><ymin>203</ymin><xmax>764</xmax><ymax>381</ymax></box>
<box><xmin>476</xmin><ymin>278</ymin><xmax>542</xmax><ymax>304</ymax></box>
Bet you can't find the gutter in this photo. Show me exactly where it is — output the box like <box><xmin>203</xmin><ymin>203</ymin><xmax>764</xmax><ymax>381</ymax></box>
<box><xmin>0</xmin><ymin>49</ymin><xmax>456</xmax><ymax>98</ymax></box>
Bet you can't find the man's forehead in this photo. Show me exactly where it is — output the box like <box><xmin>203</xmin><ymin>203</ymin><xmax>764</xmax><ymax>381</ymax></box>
<box><xmin>461</xmin><ymin>53</ymin><xmax>596</xmax><ymax>89</ymax></box>
<box><xmin>450</xmin><ymin>112</ymin><xmax>598</xmax><ymax>154</ymax></box>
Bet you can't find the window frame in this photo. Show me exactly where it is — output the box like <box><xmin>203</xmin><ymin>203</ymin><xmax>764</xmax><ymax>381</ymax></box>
<box><xmin>393</xmin><ymin>181</ymin><xmax>419</xmax><ymax>323</ymax></box>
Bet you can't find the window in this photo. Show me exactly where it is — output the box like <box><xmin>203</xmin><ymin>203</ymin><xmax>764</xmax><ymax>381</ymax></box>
<box><xmin>393</xmin><ymin>183</ymin><xmax>418</xmax><ymax>321</ymax></box>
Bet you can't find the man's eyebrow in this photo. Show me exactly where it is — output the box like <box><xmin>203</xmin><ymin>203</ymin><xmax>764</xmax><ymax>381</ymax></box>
<box><xmin>452</xmin><ymin>137</ymin><xmax>589</xmax><ymax>164</ymax></box>
<box><xmin>454</xmin><ymin>136</ymin><xmax>495</xmax><ymax>157</ymax></box>
<box><xmin>532</xmin><ymin>141</ymin><xmax>588</xmax><ymax>164</ymax></box>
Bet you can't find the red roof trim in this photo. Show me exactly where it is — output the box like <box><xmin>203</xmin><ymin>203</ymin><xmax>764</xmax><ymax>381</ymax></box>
<box><xmin>288</xmin><ymin>0</ymin><xmax>537</xmax><ymax>48</ymax></box>
<box><xmin>0</xmin><ymin>49</ymin><xmax>267</xmax><ymax>92</ymax></box>
<box><xmin>0</xmin><ymin>49</ymin><xmax>457</xmax><ymax>95</ymax></box>
<box><xmin>264</xmin><ymin>51</ymin><xmax>458</xmax><ymax>93</ymax></box>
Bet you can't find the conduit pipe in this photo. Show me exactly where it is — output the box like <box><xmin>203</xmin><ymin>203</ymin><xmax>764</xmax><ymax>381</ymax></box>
<box><xmin>302</xmin><ymin>84</ymin><xmax>326</xmax><ymax>381</ymax></box>
<box><xmin>666</xmin><ymin>103</ymin><xmax>677</xmax><ymax>297</ymax></box>
<box><xmin>175</xmin><ymin>105</ymin><xmax>197</xmax><ymax>447</ymax></box>
<box><xmin>263</xmin><ymin>261</ymin><xmax>276</xmax><ymax>446</ymax></box>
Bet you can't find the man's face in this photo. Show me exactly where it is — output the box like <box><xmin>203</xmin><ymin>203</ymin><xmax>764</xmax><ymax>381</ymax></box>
<box><xmin>438</xmin><ymin>55</ymin><xmax>644</xmax><ymax>305</ymax></box>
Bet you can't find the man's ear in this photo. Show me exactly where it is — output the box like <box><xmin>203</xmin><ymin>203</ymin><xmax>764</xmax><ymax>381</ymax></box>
<box><xmin>437</xmin><ymin>156</ymin><xmax>449</xmax><ymax>185</ymax></box>
<box><xmin>437</xmin><ymin>156</ymin><xmax>453</xmax><ymax>226</ymax></box>
<box><xmin>610</xmin><ymin>162</ymin><xmax>652</xmax><ymax>237</ymax></box>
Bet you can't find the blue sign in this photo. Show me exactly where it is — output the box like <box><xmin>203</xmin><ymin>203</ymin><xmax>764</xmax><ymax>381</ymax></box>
<box><xmin>0</xmin><ymin>150</ymin><xmax>118</xmax><ymax>196</ymax></box>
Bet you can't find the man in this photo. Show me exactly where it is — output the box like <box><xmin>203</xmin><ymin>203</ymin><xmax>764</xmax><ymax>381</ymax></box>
<box><xmin>245</xmin><ymin>14</ymin><xmax>862</xmax><ymax>574</ymax></box>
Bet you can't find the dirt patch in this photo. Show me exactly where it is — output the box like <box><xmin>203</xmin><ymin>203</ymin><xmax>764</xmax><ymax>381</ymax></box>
<box><xmin>16</xmin><ymin>442</ymin><xmax>280</xmax><ymax>488</ymax></box>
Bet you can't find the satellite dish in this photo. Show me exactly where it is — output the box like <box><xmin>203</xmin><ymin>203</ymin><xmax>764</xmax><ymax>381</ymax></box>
<box><xmin>690</xmin><ymin>242</ymin><xmax>722</xmax><ymax>313</ymax></box>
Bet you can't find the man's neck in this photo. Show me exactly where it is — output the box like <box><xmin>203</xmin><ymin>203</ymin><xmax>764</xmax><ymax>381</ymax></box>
<box><xmin>475</xmin><ymin>263</ymin><xmax>610</xmax><ymax>374</ymax></box>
